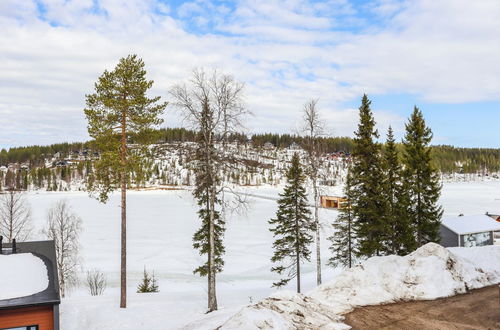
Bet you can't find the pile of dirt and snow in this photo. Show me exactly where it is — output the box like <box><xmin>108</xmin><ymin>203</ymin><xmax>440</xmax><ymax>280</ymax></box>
<box><xmin>0</xmin><ymin>253</ymin><xmax>49</xmax><ymax>300</ymax></box>
<box><xmin>204</xmin><ymin>243</ymin><xmax>500</xmax><ymax>330</ymax></box>
<box><xmin>218</xmin><ymin>291</ymin><xmax>345</xmax><ymax>330</ymax></box>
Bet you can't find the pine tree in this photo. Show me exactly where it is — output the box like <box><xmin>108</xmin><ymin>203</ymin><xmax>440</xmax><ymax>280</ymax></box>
<box><xmin>402</xmin><ymin>107</ymin><xmax>443</xmax><ymax>247</ymax></box>
<box><xmin>84</xmin><ymin>55</ymin><xmax>166</xmax><ymax>308</ymax></box>
<box><xmin>328</xmin><ymin>171</ymin><xmax>356</xmax><ymax>268</ymax></box>
<box><xmin>382</xmin><ymin>127</ymin><xmax>414</xmax><ymax>255</ymax></box>
<box><xmin>350</xmin><ymin>95</ymin><xmax>388</xmax><ymax>257</ymax></box>
<box><xmin>269</xmin><ymin>153</ymin><xmax>315</xmax><ymax>293</ymax></box>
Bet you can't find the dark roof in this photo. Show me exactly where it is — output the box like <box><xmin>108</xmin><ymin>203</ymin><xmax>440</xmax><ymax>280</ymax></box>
<box><xmin>0</xmin><ymin>240</ymin><xmax>60</xmax><ymax>310</ymax></box>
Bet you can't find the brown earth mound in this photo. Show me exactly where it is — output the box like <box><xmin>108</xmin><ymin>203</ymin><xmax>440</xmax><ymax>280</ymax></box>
<box><xmin>344</xmin><ymin>285</ymin><xmax>500</xmax><ymax>330</ymax></box>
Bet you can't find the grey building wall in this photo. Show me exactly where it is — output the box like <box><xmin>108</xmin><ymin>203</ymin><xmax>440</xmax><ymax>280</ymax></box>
<box><xmin>439</xmin><ymin>225</ymin><xmax>459</xmax><ymax>247</ymax></box>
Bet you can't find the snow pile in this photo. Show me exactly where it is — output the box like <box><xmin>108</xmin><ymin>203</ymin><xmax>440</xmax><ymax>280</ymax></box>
<box><xmin>218</xmin><ymin>291</ymin><xmax>346</xmax><ymax>330</ymax></box>
<box><xmin>449</xmin><ymin>245</ymin><xmax>500</xmax><ymax>282</ymax></box>
<box><xmin>0</xmin><ymin>253</ymin><xmax>49</xmax><ymax>300</ymax></box>
<box><xmin>208</xmin><ymin>243</ymin><xmax>499</xmax><ymax>330</ymax></box>
<box><xmin>311</xmin><ymin>242</ymin><xmax>494</xmax><ymax>310</ymax></box>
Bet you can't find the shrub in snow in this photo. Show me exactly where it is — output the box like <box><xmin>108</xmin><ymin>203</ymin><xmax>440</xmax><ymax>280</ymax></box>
<box><xmin>86</xmin><ymin>269</ymin><xmax>107</xmax><ymax>296</ymax></box>
<box><xmin>137</xmin><ymin>267</ymin><xmax>159</xmax><ymax>293</ymax></box>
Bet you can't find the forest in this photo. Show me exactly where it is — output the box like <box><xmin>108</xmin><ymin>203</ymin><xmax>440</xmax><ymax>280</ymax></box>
<box><xmin>2</xmin><ymin>128</ymin><xmax>500</xmax><ymax>174</ymax></box>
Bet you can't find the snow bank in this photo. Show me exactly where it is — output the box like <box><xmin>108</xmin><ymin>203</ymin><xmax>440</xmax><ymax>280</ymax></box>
<box><xmin>205</xmin><ymin>243</ymin><xmax>500</xmax><ymax>330</ymax></box>
<box><xmin>0</xmin><ymin>253</ymin><xmax>49</xmax><ymax>300</ymax></box>
<box><xmin>449</xmin><ymin>245</ymin><xmax>500</xmax><ymax>282</ymax></box>
<box><xmin>311</xmin><ymin>243</ymin><xmax>495</xmax><ymax>310</ymax></box>
<box><xmin>218</xmin><ymin>291</ymin><xmax>345</xmax><ymax>330</ymax></box>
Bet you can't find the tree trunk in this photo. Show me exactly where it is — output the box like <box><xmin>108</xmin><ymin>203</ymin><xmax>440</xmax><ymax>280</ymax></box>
<box><xmin>208</xmin><ymin>185</ymin><xmax>217</xmax><ymax>311</ymax></box>
<box><xmin>348</xmin><ymin>206</ymin><xmax>352</xmax><ymax>268</ymax></box>
<box><xmin>206</xmin><ymin>127</ymin><xmax>217</xmax><ymax>312</ymax></box>
<box><xmin>295</xmin><ymin>198</ymin><xmax>301</xmax><ymax>294</ymax></box>
<box><xmin>120</xmin><ymin>111</ymin><xmax>127</xmax><ymax>309</ymax></box>
<box><xmin>313</xmin><ymin>177</ymin><xmax>321</xmax><ymax>285</ymax></box>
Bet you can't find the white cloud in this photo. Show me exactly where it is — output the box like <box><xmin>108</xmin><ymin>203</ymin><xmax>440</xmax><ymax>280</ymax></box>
<box><xmin>0</xmin><ymin>0</ymin><xmax>499</xmax><ymax>148</ymax></box>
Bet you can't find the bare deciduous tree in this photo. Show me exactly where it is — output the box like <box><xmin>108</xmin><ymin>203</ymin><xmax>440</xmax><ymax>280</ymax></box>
<box><xmin>86</xmin><ymin>268</ymin><xmax>107</xmax><ymax>296</ymax></box>
<box><xmin>301</xmin><ymin>98</ymin><xmax>326</xmax><ymax>285</ymax></box>
<box><xmin>43</xmin><ymin>200</ymin><xmax>83</xmax><ymax>298</ymax></box>
<box><xmin>170</xmin><ymin>68</ymin><xmax>248</xmax><ymax>312</ymax></box>
<box><xmin>0</xmin><ymin>190</ymin><xmax>33</xmax><ymax>242</ymax></box>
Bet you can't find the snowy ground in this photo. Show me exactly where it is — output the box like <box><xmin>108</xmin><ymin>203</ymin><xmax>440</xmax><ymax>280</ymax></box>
<box><xmin>22</xmin><ymin>181</ymin><xmax>500</xmax><ymax>329</ymax></box>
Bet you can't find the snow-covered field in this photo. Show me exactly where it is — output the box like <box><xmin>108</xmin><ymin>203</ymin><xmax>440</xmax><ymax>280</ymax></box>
<box><xmin>22</xmin><ymin>181</ymin><xmax>500</xmax><ymax>329</ymax></box>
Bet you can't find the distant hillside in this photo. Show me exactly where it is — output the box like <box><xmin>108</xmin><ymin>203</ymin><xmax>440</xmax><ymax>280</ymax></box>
<box><xmin>1</xmin><ymin>128</ymin><xmax>500</xmax><ymax>175</ymax></box>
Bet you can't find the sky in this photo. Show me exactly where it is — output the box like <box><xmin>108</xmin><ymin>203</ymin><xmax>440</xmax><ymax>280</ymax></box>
<box><xmin>1</xmin><ymin>0</ymin><xmax>500</xmax><ymax>149</ymax></box>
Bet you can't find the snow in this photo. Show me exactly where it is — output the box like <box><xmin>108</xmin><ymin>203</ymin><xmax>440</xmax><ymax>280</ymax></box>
<box><xmin>17</xmin><ymin>181</ymin><xmax>500</xmax><ymax>329</ymax></box>
<box><xmin>201</xmin><ymin>243</ymin><xmax>500</xmax><ymax>329</ymax></box>
<box><xmin>0</xmin><ymin>253</ymin><xmax>49</xmax><ymax>300</ymax></box>
<box><xmin>441</xmin><ymin>214</ymin><xmax>500</xmax><ymax>235</ymax></box>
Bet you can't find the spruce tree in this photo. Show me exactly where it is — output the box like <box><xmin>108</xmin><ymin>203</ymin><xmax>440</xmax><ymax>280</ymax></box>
<box><xmin>402</xmin><ymin>107</ymin><xmax>443</xmax><ymax>247</ymax></box>
<box><xmin>328</xmin><ymin>171</ymin><xmax>356</xmax><ymax>268</ymax></box>
<box><xmin>137</xmin><ymin>267</ymin><xmax>159</xmax><ymax>293</ymax></box>
<box><xmin>350</xmin><ymin>95</ymin><xmax>388</xmax><ymax>257</ymax></box>
<box><xmin>382</xmin><ymin>127</ymin><xmax>414</xmax><ymax>255</ymax></box>
<box><xmin>269</xmin><ymin>153</ymin><xmax>314</xmax><ymax>293</ymax></box>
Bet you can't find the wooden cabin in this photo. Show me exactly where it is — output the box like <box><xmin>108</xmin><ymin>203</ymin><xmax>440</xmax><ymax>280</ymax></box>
<box><xmin>0</xmin><ymin>239</ymin><xmax>60</xmax><ymax>330</ymax></box>
<box><xmin>320</xmin><ymin>196</ymin><xmax>348</xmax><ymax>209</ymax></box>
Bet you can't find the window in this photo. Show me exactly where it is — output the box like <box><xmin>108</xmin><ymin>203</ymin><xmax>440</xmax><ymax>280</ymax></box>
<box><xmin>462</xmin><ymin>232</ymin><xmax>491</xmax><ymax>247</ymax></box>
<box><xmin>1</xmin><ymin>326</ymin><xmax>38</xmax><ymax>330</ymax></box>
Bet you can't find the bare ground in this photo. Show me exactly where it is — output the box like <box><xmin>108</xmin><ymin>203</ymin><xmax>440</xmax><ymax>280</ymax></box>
<box><xmin>344</xmin><ymin>285</ymin><xmax>500</xmax><ymax>330</ymax></box>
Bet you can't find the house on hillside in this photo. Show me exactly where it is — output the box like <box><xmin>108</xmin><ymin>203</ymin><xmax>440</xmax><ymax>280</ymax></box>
<box><xmin>439</xmin><ymin>214</ymin><xmax>500</xmax><ymax>247</ymax></box>
<box><xmin>288</xmin><ymin>142</ymin><xmax>302</xmax><ymax>151</ymax></box>
<box><xmin>320</xmin><ymin>195</ymin><xmax>348</xmax><ymax>209</ymax></box>
<box><xmin>0</xmin><ymin>239</ymin><xmax>61</xmax><ymax>330</ymax></box>
<box><xmin>263</xmin><ymin>142</ymin><xmax>275</xmax><ymax>150</ymax></box>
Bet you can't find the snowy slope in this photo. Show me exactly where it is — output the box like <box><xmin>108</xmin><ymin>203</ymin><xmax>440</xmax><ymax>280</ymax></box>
<box><xmin>0</xmin><ymin>253</ymin><xmax>49</xmax><ymax>300</ymax></box>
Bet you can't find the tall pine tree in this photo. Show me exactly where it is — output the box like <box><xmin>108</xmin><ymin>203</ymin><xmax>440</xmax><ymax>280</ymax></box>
<box><xmin>382</xmin><ymin>127</ymin><xmax>414</xmax><ymax>255</ymax></box>
<box><xmin>402</xmin><ymin>107</ymin><xmax>443</xmax><ymax>247</ymax></box>
<box><xmin>269</xmin><ymin>153</ymin><xmax>315</xmax><ymax>293</ymax></box>
<box><xmin>84</xmin><ymin>55</ymin><xmax>166</xmax><ymax>308</ymax></box>
<box><xmin>328</xmin><ymin>170</ymin><xmax>356</xmax><ymax>268</ymax></box>
<box><xmin>350</xmin><ymin>95</ymin><xmax>388</xmax><ymax>257</ymax></box>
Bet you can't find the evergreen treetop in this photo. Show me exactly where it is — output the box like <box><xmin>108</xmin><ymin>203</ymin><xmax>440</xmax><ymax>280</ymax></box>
<box><xmin>402</xmin><ymin>107</ymin><xmax>443</xmax><ymax>246</ymax></box>
<box><xmin>350</xmin><ymin>95</ymin><xmax>388</xmax><ymax>257</ymax></box>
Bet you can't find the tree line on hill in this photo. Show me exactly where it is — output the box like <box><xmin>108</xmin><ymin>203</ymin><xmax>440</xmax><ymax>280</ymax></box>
<box><xmin>3</xmin><ymin>129</ymin><xmax>500</xmax><ymax>175</ymax></box>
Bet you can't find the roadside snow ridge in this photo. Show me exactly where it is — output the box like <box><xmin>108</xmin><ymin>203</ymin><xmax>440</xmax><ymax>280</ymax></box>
<box><xmin>209</xmin><ymin>243</ymin><xmax>499</xmax><ymax>330</ymax></box>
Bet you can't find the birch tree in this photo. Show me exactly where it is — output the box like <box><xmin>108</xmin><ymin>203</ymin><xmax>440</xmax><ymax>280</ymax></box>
<box><xmin>0</xmin><ymin>190</ymin><xmax>32</xmax><ymax>242</ymax></box>
<box><xmin>301</xmin><ymin>98</ymin><xmax>325</xmax><ymax>285</ymax></box>
<box><xmin>84</xmin><ymin>54</ymin><xmax>166</xmax><ymax>308</ymax></box>
<box><xmin>43</xmin><ymin>200</ymin><xmax>82</xmax><ymax>298</ymax></box>
<box><xmin>170</xmin><ymin>68</ymin><xmax>247</xmax><ymax>312</ymax></box>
